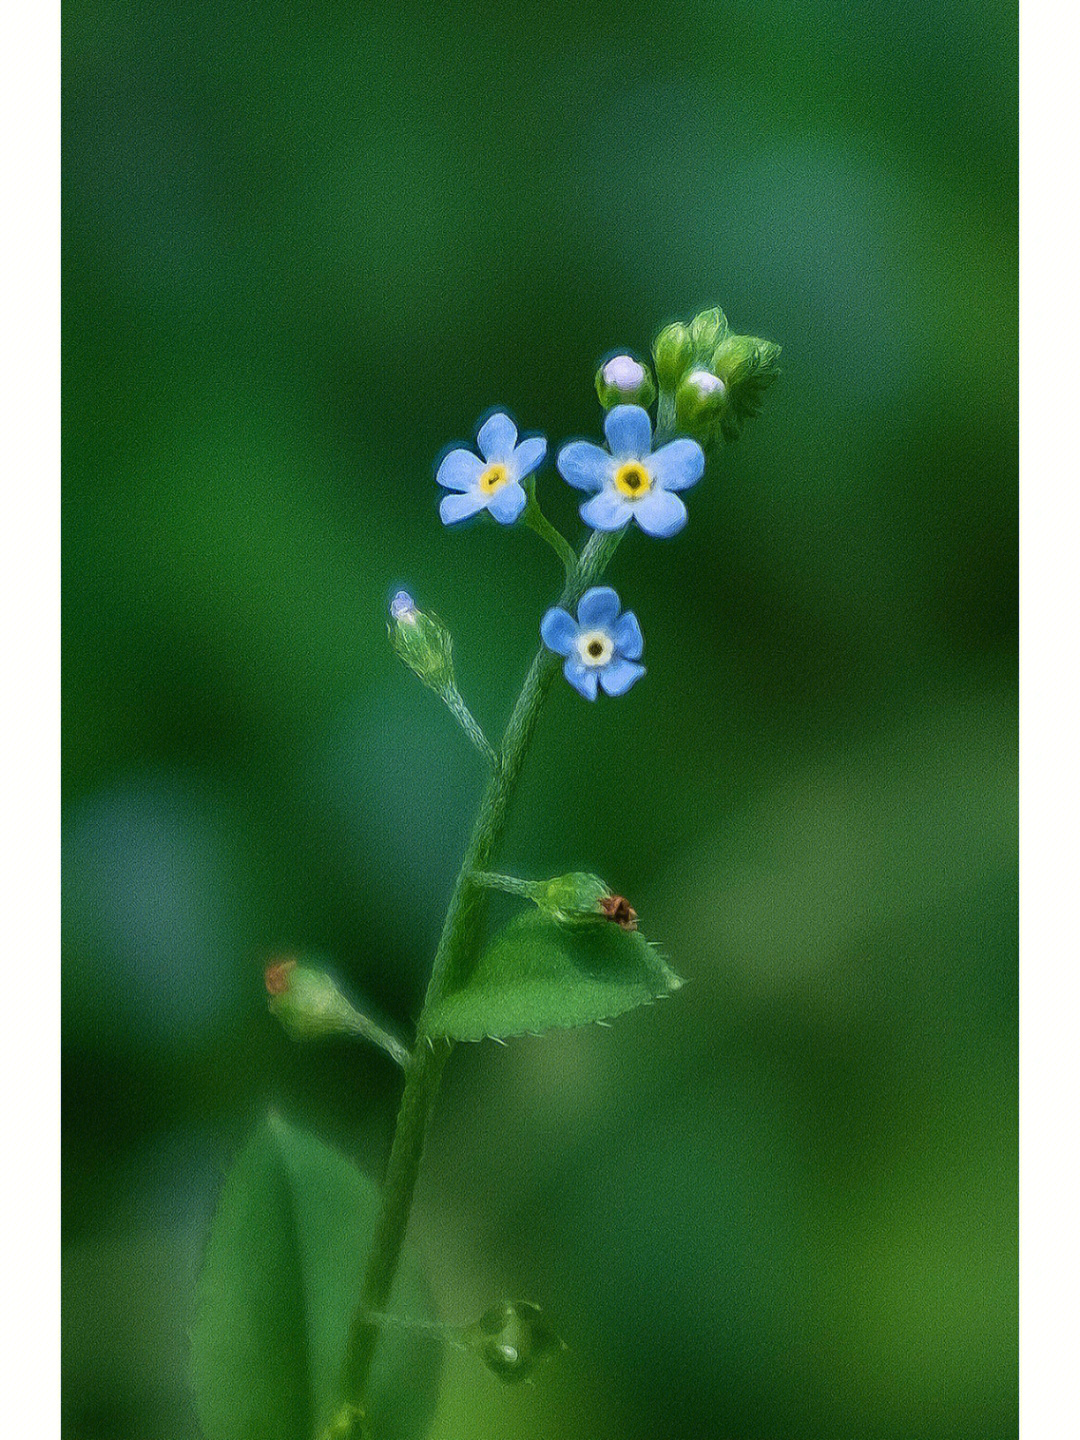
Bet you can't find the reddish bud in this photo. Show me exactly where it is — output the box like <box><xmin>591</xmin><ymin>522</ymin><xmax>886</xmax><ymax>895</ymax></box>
<box><xmin>265</xmin><ymin>958</ymin><xmax>297</xmax><ymax>996</ymax></box>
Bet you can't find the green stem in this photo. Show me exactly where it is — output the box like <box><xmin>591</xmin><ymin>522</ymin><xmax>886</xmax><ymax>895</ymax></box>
<box><xmin>339</xmin><ymin>524</ymin><xmax>627</xmax><ymax>1409</ymax></box>
<box><xmin>520</xmin><ymin>482</ymin><xmax>578</xmax><ymax>579</ymax></box>
<box><xmin>470</xmin><ymin>871</ymin><xmax>536</xmax><ymax>898</ymax></box>
<box><xmin>440</xmin><ymin>683</ymin><xmax>498</xmax><ymax>769</ymax></box>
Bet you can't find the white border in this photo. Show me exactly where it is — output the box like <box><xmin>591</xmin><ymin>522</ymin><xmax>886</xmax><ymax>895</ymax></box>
<box><xmin>0</xmin><ymin>3</ymin><xmax>61</xmax><ymax>1434</ymax></box>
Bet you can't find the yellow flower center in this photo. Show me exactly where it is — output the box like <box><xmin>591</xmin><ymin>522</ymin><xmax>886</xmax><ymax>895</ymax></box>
<box><xmin>613</xmin><ymin>462</ymin><xmax>652</xmax><ymax>499</ymax></box>
<box><xmin>480</xmin><ymin>463</ymin><xmax>510</xmax><ymax>494</ymax></box>
<box><xmin>577</xmin><ymin>629</ymin><xmax>614</xmax><ymax>667</ymax></box>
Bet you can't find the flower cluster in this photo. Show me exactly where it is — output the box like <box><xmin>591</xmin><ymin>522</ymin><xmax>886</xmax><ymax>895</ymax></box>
<box><xmin>413</xmin><ymin>310</ymin><xmax>778</xmax><ymax>702</ymax></box>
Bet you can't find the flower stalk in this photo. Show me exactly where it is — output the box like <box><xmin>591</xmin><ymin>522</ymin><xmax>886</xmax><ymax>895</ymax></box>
<box><xmin>339</xmin><ymin>309</ymin><xmax>778</xmax><ymax>1412</ymax></box>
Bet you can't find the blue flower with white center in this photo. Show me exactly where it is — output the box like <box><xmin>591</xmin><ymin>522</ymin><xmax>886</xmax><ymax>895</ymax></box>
<box><xmin>540</xmin><ymin>587</ymin><xmax>645</xmax><ymax>701</ymax></box>
<box><xmin>436</xmin><ymin>411</ymin><xmax>547</xmax><ymax>527</ymax></box>
<box><xmin>557</xmin><ymin>404</ymin><xmax>705</xmax><ymax>537</ymax></box>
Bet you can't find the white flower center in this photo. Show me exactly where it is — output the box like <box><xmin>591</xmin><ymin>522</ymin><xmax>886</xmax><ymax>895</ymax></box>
<box><xmin>577</xmin><ymin>629</ymin><xmax>614</xmax><ymax>667</ymax></box>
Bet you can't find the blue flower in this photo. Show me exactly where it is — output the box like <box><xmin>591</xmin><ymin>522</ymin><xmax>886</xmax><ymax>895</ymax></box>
<box><xmin>557</xmin><ymin>404</ymin><xmax>705</xmax><ymax>537</ymax></box>
<box><xmin>540</xmin><ymin>587</ymin><xmax>645</xmax><ymax>701</ymax></box>
<box><xmin>436</xmin><ymin>412</ymin><xmax>547</xmax><ymax>526</ymax></box>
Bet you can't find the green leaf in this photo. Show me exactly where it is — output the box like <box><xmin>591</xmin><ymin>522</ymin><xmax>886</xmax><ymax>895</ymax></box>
<box><xmin>191</xmin><ymin>1115</ymin><xmax>440</xmax><ymax>1440</ymax></box>
<box><xmin>421</xmin><ymin>910</ymin><xmax>682</xmax><ymax>1042</ymax></box>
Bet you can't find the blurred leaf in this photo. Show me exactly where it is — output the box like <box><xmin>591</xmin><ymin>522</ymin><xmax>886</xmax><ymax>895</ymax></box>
<box><xmin>191</xmin><ymin>1115</ymin><xmax>439</xmax><ymax>1440</ymax></box>
<box><xmin>421</xmin><ymin>911</ymin><xmax>682</xmax><ymax>1042</ymax></box>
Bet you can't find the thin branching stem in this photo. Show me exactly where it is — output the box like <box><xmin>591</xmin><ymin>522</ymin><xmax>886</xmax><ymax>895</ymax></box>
<box><xmin>338</xmin><ymin>406</ymin><xmax>682</xmax><ymax>1411</ymax></box>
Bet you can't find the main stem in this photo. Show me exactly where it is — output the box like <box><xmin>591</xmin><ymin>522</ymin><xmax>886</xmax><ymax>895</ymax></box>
<box><xmin>340</xmin><ymin>526</ymin><xmax>624</xmax><ymax>1407</ymax></box>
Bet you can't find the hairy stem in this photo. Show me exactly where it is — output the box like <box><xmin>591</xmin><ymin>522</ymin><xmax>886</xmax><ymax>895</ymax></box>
<box><xmin>340</xmin><ymin>523</ymin><xmax>626</xmax><ymax>1408</ymax></box>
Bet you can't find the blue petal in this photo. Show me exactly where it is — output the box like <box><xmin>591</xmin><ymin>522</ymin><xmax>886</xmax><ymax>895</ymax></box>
<box><xmin>440</xmin><ymin>489</ymin><xmax>489</xmax><ymax>525</ymax></box>
<box><xmin>604</xmin><ymin>404</ymin><xmax>652</xmax><ymax>460</ymax></box>
<box><xmin>649</xmin><ymin>438</ymin><xmax>705</xmax><ymax>492</ymax></box>
<box><xmin>540</xmin><ymin>607</ymin><xmax>578</xmax><ymax>656</ymax></box>
<box><xmin>599</xmin><ymin>658</ymin><xmax>646</xmax><ymax>697</ymax></box>
<box><xmin>633</xmin><ymin>488</ymin><xmax>688</xmax><ymax>538</ymax></box>
<box><xmin>612</xmin><ymin>610</ymin><xmax>643</xmax><ymax>660</ymax></box>
<box><xmin>487</xmin><ymin>481</ymin><xmax>527</xmax><ymax>524</ymax></box>
<box><xmin>580</xmin><ymin>488</ymin><xmax>633</xmax><ymax>531</ymax></box>
<box><xmin>511</xmin><ymin>435</ymin><xmax>546</xmax><ymax>480</ymax></box>
<box><xmin>577</xmin><ymin>586</ymin><xmax>621</xmax><ymax>628</ymax></box>
<box><xmin>477</xmin><ymin>411</ymin><xmax>517</xmax><ymax>462</ymax></box>
<box><xmin>564</xmin><ymin>658</ymin><xmax>599</xmax><ymax>700</ymax></box>
<box><xmin>436</xmin><ymin>447</ymin><xmax>484</xmax><ymax>492</ymax></box>
<box><xmin>557</xmin><ymin>440</ymin><xmax>613</xmax><ymax>492</ymax></box>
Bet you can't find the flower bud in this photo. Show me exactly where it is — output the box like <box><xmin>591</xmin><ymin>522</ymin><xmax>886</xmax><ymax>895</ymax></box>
<box><xmin>595</xmin><ymin>353</ymin><xmax>657</xmax><ymax>412</ymax></box>
<box><xmin>652</xmin><ymin>321</ymin><xmax>694</xmax><ymax>391</ymax></box>
<box><xmin>266</xmin><ymin>959</ymin><xmax>365</xmax><ymax>1041</ymax></box>
<box><xmin>689</xmin><ymin>305</ymin><xmax>729</xmax><ymax>356</ymax></box>
<box><xmin>708</xmin><ymin>335</ymin><xmax>782</xmax><ymax>441</ymax></box>
<box><xmin>387</xmin><ymin>591</ymin><xmax>455</xmax><ymax>694</ymax></box>
<box><xmin>462</xmin><ymin>1302</ymin><xmax>566</xmax><ymax>1384</ymax></box>
<box><xmin>265</xmin><ymin>958</ymin><xmax>410</xmax><ymax>1065</ymax></box>
<box><xmin>675</xmin><ymin>368</ymin><xmax>729</xmax><ymax>442</ymax></box>
<box><xmin>516</xmin><ymin>872</ymin><xmax>638</xmax><ymax>929</ymax></box>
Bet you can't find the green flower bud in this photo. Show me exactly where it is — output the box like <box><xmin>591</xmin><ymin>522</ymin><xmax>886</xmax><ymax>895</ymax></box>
<box><xmin>689</xmin><ymin>306</ymin><xmax>729</xmax><ymax>356</ymax></box>
<box><xmin>526</xmin><ymin>872</ymin><xmax>638</xmax><ymax>929</ymax></box>
<box><xmin>462</xmin><ymin>1302</ymin><xmax>566</xmax><ymax>1385</ymax></box>
<box><xmin>266</xmin><ymin>959</ymin><xmax>365</xmax><ymax>1041</ymax></box>
<box><xmin>387</xmin><ymin>591</ymin><xmax>455</xmax><ymax>694</ymax></box>
<box><xmin>675</xmin><ymin>368</ymin><xmax>729</xmax><ymax>444</ymax></box>
<box><xmin>265</xmin><ymin>958</ymin><xmax>410</xmax><ymax>1064</ymax></box>
<box><xmin>595</xmin><ymin>353</ymin><xmax>657</xmax><ymax>411</ymax></box>
<box><xmin>533</xmin><ymin>871</ymin><xmax>610</xmax><ymax>924</ymax></box>
<box><xmin>709</xmin><ymin>335</ymin><xmax>782</xmax><ymax>441</ymax></box>
<box><xmin>652</xmin><ymin>321</ymin><xmax>694</xmax><ymax>391</ymax></box>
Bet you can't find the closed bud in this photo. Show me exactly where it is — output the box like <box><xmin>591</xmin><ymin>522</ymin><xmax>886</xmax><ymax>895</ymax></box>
<box><xmin>709</xmin><ymin>335</ymin><xmax>782</xmax><ymax>441</ymax></box>
<box><xmin>652</xmin><ymin>322</ymin><xmax>694</xmax><ymax>391</ymax></box>
<box><xmin>265</xmin><ymin>958</ymin><xmax>410</xmax><ymax>1064</ymax></box>
<box><xmin>595</xmin><ymin>353</ymin><xmax>657</xmax><ymax>412</ymax></box>
<box><xmin>266</xmin><ymin>959</ymin><xmax>365</xmax><ymax>1041</ymax></box>
<box><xmin>509</xmin><ymin>872</ymin><xmax>638</xmax><ymax>929</ymax></box>
<box><xmin>675</xmin><ymin>368</ymin><xmax>729</xmax><ymax>443</ymax></box>
<box><xmin>689</xmin><ymin>306</ymin><xmax>729</xmax><ymax>356</ymax></box>
<box><xmin>387</xmin><ymin>590</ymin><xmax>455</xmax><ymax>694</ymax></box>
<box><xmin>462</xmin><ymin>1302</ymin><xmax>566</xmax><ymax>1385</ymax></box>
<box><xmin>532</xmin><ymin>871</ymin><xmax>610</xmax><ymax>924</ymax></box>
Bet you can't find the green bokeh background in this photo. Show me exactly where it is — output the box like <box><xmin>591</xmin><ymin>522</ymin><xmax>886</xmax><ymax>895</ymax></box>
<box><xmin>63</xmin><ymin>2</ymin><xmax>1017</xmax><ymax>1436</ymax></box>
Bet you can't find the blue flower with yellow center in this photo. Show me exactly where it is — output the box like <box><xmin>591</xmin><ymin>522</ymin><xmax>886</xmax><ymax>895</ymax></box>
<box><xmin>436</xmin><ymin>411</ymin><xmax>547</xmax><ymax>526</ymax></box>
<box><xmin>540</xmin><ymin>587</ymin><xmax>645</xmax><ymax>701</ymax></box>
<box><xmin>557</xmin><ymin>404</ymin><xmax>705</xmax><ymax>537</ymax></box>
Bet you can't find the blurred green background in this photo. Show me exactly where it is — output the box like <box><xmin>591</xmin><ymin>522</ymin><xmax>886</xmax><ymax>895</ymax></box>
<box><xmin>63</xmin><ymin>1</ymin><xmax>1017</xmax><ymax>1436</ymax></box>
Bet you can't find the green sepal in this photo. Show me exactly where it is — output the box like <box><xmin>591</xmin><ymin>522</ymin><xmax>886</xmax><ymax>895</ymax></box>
<box><xmin>420</xmin><ymin>909</ymin><xmax>682</xmax><ymax>1042</ymax></box>
<box><xmin>689</xmin><ymin>306</ymin><xmax>730</xmax><ymax>355</ymax></box>
<box><xmin>388</xmin><ymin>597</ymin><xmax>455</xmax><ymax>693</ymax></box>
<box><xmin>527</xmin><ymin>871</ymin><xmax>611</xmax><ymax>924</ymax></box>
<box><xmin>652</xmin><ymin>321</ymin><xmax>694</xmax><ymax>391</ymax></box>
<box><xmin>674</xmin><ymin>370</ymin><xmax>729</xmax><ymax>445</ymax></box>
<box><xmin>595</xmin><ymin>354</ymin><xmax>657</xmax><ymax>411</ymax></box>
<box><xmin>190</xmin><ymin>1115</ymin><xmax>440</xmax><ymax>1440</ymax></box>
<box><xmin>266</xmin><ymin>958</ymin><xmax>410</xmax><ymax>1067</ymax></box>
<box><xmin>709</xmin><ymin>334</ymin><xmax>782</xmax><ymax>441</ymax></box>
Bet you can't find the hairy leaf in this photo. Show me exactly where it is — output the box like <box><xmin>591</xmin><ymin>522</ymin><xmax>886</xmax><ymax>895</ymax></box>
<box><xmin>191</xmin><ymin>1115</ymin><xmax>439</xmax><ymax>1440</ymax></box>
<box><xmin>421</xmin><ymin>910</ymin><xmax>682</xmax><ymax>1042</ymax></box>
